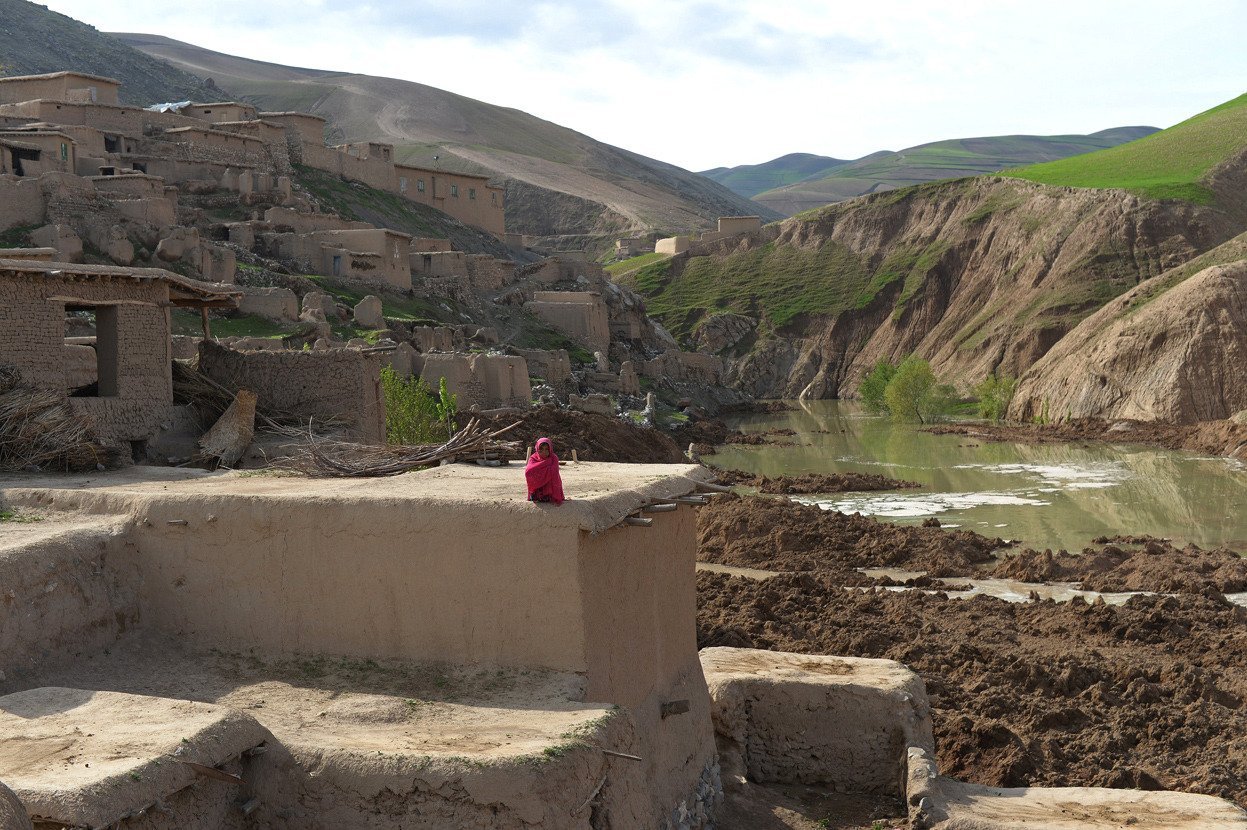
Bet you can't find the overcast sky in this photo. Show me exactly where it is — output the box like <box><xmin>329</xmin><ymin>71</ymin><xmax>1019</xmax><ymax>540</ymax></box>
<box><xmin>42</xmin><ymin>0</ymin><xmax>1247</xmax><ymax>171</ymax></box>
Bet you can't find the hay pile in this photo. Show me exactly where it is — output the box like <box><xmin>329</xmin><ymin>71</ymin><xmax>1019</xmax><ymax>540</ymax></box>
<box><xmin>0</xmin><ymin>366</ymin><xmax>109</xmax><ymax>472</ymax></box>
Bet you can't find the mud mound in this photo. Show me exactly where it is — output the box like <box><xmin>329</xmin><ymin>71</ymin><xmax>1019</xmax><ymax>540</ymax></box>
<box><xmin>466</xmin><ymin>406</ymin><xmax>685</xmax><ymax>463</ymax></box>
<box><xmin>995</xmin><ymin>538</ymin><xmax>1247</xmax><ymax>594</ymax></box>
<box><xmin>926</xmin><ymin>417</ymin><xmax>1247</xmax><ymax>461</ymax></box>
<box><xmin>711</xmin><ymin>469</ymin><xmax>921</xmax><ymax>495</ymax></box>
<box><xmin>697</xmin><ymin>572</ymin><xmax>1247</xmax><ymax>807</ymax></box>
<box><xmin>697</xmin><ymin>494</ymin><xmax>1002</xmax><ymax>578</ymax></box>
<box><xmin>668</xmin><ymin>416</ymin><xmax>737</xmax><ymax>449</ymax></box>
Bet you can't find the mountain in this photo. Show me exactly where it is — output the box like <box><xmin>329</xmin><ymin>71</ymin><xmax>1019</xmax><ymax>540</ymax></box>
<box><xmin>0</xmin><ymin>0</ymin><xmax>220</xmax><ymax>105</ymax></box>
<box><xmin>699</xmin><ymin>153</ymin><xmax>849</xmax><ymax>198</ymax></box>
<box><xmin>724</xmin><ymin>128</ymin><xmax>1158</xmax><ymax>216</ymax></box>
<box><xmin>113</xmin><ymin>32</ymin><xmax>780</xmax><ymax>241</ymax></box>
<box><xmin>620</xmin><ymin>93</ymin><xmax>1247</xmax><ymax>405</ymax></box>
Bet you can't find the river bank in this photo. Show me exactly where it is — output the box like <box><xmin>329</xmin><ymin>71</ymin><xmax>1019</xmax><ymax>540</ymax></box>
<box><xmin>926</xmin><ymin>417</ymin><xmax>1247</xmax><ymax>461</ymax></box>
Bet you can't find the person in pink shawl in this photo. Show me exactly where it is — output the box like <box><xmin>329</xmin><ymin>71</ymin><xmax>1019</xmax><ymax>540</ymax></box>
<box><xmin>525</xmin><ymin>437</ymin><xmax>565</xmax><ymax>505</ymax></box>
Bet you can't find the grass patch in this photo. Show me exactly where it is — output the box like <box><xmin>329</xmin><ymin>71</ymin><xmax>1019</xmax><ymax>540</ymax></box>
<box><xmin>1003</xmin><ymin>92</ymin><xmax>1247</xmax><ymax>202</ymax></box>
<box><xmin>0</xmin><ymin>509</ymin><xmax>42</xmax><ymax>523</ymax></box>
<box><xmin>171</xmin><ymin>311</ymin><xmax>295</xmax><ymax>339</ymax></box>
<box><xmin>623</xmin><ymin>237</ymin><xmax>951</xmax><ymax>342</ymax></box>
<box><xmin>512</xmin><ymin>311</ymin><xmax>597</xmax><ymax>364</ymax></box>
<box><xmin>605</xmin><ymin>251</ymin><xmax>668</xmax><ymax>277</ymax></box>
<box><xmin>301</xmin><ymin>274</ymin><xmax>450</xmax><ymax>324</ymax></box>
<box><xmin>0</xmin><ymin>223</ymin><xmax>39</xmax><ymax>248</ymax></box>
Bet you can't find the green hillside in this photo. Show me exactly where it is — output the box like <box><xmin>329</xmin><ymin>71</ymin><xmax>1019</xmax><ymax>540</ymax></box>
<box><xmin>1004</xmin><ymin>93</ymin><xmax>1247</xmax><ymax>203</ymax></box>
<box><xmin>751</xmin><ymin>128</ymin><xmax>1157</xmax><ymax>215</ymax></box>
<box><xmin>0</xmin><ymin>0</ymin><xmax>220</xmax><ymax>105</ymax></box>
<box><xmin>700</xmin><ymin>153</ymin><xmax>848</xmax><ymax>198</ymax></box>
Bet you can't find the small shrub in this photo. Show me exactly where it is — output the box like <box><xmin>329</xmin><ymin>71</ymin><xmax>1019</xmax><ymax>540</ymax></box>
<box><xmin>883</xmin><ymin>356</ymin><xmax>957</xmax><ymax>424</ymax></box>
<box><xmin>859</xmin><ymin>359</ymin><xmax>897</xmax><ymax>414</ymax></box>
<box><xmin>974</xmin><ymin>373</ymin><xmax>1017</xmax><ymax>422</ymax></box>
<box><xmin>381</xmin><ymin>366</ymin><xmax>458</xmax><ymax>445</ymax></box>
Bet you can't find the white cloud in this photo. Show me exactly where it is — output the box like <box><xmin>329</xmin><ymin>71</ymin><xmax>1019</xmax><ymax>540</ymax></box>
<box><xmin>43</xmin><ymin>0</ymin><xmax>1247</xmax><ymax>170</ymax></box>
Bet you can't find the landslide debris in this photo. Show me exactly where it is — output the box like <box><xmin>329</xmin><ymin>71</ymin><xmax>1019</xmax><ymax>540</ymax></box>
<box><xmin>925</xmin><ymin>416</ymin><xmax>1247</xmax><ymax>461</ymax></box>
<box><xmin>710</xmin><ymin>469</ymin><xmax>920</xmax><ymax>495</ymax></box>
<box><xmin>466</xmin><ymin>406</ymin><xmax>686</xmax><ymax>463</ymax></box>
<box><xmin>697</xmin><ymin>574</ymin><xmax>1247</xmax><ymax>808</ymax></box>
<box><xmin>696</xmin><ymin>494</ymin><xmax>1002</xmax><ymax>578</ymax></box>
<box><xmin>995</xmin><ymin>538</ymin><xmax>1247</xmax><ymax>595</ymax></box>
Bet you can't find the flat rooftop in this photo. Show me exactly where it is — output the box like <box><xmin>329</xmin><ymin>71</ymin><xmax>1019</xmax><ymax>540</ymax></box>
<box><xmin>0</xmin><ymin>461</ymin><xmax>711</xmax><ymax>533</ymax></box>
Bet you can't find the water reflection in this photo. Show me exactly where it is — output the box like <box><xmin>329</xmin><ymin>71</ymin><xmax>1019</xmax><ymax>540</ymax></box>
<box><xmin>716</xmin><ymin>400</ymin><xmax>1247</xmax><ymax>552</ymax></box>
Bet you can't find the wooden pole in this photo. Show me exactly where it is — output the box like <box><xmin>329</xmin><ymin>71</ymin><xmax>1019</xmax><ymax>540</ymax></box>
<box><xmin>200</xmin><ymin>307</ymin><xmax>212</xmax><ymax>340</ymax></box>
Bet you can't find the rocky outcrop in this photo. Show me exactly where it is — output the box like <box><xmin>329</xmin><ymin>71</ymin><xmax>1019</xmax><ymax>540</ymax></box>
<box><xmin>691</xmin><ymin>312</ymin><xmax>754</xmax><ymax>355</ymax></box>
<box><xmin>1010</xmin><ymin>256</ymin><xmax>1247</xmax><ymax>423</ymax></box>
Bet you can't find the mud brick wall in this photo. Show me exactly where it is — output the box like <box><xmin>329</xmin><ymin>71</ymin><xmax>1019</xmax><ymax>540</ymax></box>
<box><xmin>0</xmin><ymin>271</ymin><xmax>173</xmax><ymax>445</ymax></box>
<box><xmin>0</xmin><ymin>176</ymin><xmax>46</xmax><ymax>229</ymax></box>
<box><xmin>197</xmin><ymin>340</ymin><xmax>385</xmax><ymax>442</ymax></box>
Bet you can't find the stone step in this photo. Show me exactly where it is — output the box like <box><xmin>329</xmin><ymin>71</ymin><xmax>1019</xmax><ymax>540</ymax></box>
<box><xmin>0</xmin><ymin>687</ymin><xmax>268</xmax><ymax>828</ymax></box>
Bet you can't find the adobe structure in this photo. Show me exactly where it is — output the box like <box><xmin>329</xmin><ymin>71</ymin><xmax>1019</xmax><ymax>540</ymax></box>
<box><xmin>0</xmin><ymin>463</ymin><xmax>723</xmax><ymax>828</ymax></box>
<box><xmin>0</xmin><ymin>259</ymin><xmax>239</xmax><ymax>450</ymax></box>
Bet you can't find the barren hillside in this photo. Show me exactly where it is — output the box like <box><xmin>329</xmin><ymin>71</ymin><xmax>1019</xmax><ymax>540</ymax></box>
<box><xmin>113</xmin><ymin>33</ymin><xmax>779</xmax><ymax>240</ymax></box>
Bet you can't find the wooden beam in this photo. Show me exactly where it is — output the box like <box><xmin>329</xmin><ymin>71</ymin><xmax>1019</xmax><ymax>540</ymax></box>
<box><xmin>200</xmin><ymin>307</ymin><xmax>212</xmax><ymax>340</ymax></box>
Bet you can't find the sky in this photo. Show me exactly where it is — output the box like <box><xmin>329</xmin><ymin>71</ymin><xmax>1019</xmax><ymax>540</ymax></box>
<box><xmin>41</xmin><ymin>0</ymin><xmax>1247</xmax><ymax>171</ymax></box>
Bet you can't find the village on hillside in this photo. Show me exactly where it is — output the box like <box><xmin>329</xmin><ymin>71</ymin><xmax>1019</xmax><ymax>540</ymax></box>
<box><xmin>2</xmin><ymin>60</ymin><xmax>1247</xmax><ymax>830</ymax></box>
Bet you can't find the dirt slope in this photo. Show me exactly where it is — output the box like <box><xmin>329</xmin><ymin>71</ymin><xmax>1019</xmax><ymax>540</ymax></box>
<box><xmin>113</xmin><ymin>33</ymin><xmax>778</xmax><ymax>238</ymax></box>
<box><xmin>660</xmin><ymin>171</ymin><xmax>1242</xmax><ymax>399</ymax></box>
<box><xmin>1009</xmin><ymin>248</ymin><xmax>1247</xmax><ymax>424</ymax></box>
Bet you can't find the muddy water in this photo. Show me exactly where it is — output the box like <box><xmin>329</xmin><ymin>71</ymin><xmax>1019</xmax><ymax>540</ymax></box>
<box><xmin>716</xmin><ymin>400</ymin><xmax>1247</xmax><ymax>552</ymax></box>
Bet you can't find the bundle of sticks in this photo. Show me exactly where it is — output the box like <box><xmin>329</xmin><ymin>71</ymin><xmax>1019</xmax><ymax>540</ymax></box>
<box><xmin>283</xmin><ymin>417</ymin><xmax>522</xmax><ymax>477</ymax></box>
<box><xmin>0</xmin><ymin>371</ymin><xmax>109</xmax><ymax>472</ymax></box>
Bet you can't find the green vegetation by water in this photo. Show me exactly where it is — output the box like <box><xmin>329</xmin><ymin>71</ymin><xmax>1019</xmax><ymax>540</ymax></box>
<box><xmin>1004</xmin><ymin>92</ymin><xmax>1247</xmax><ymax>203</ymax></box>
<box><xmin>621</xmin><ymin>239</ymin><xmax>948</xmax><ymax>341</ymax></box>
<box><xmin>381</xmin><ymin>367</ymin><xmax>457</xmax><ymax>445</ymax></box>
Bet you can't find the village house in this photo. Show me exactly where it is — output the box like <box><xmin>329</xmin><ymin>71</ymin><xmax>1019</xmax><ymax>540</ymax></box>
<box><xmin>0</xmin><ymin>259</ymin><xmax>239</xmax><ymax>451</ymax></box>
<box><xmin>0</xmin><ymin>129</ymin><xmax>75</xmax><ymax>177</ymax></box>
<box><xmin>0</xmin><ymin>71</ymin><xmax>121</xmax><ymax>106</ymax></box>
<box><xmin>395</xmin><ymin>162</ymin><xmax>506</xmax><ymax>237</ymax></box>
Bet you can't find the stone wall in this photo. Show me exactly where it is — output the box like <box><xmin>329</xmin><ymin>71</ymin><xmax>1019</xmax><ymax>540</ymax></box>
<box><xmin>514</xmin><ymin>348</ymin><xmax>572</xmax><ymax>392</ymax></box>
<box><xmin>264</xmin><ymin>206</ymin><xmax>371</xmax><ymax>233</ymax></box>
<box><xmin>0</xmin><ymin>267</ymin><xmax>173</xmax><ymax>446</ymax></box>
<box><xmin>0</xmin><ymin>176</ymin><xmax>46</xmax><ymax>228</ymax></box>
<box><xmin>236</xmin><ymin>286</ymin><xmax>299</xmax><ymax>321</ymax></box>
<box><xmin>656</xmin><ymin>236</ymin><xmax>691</xmax><ymax>255</ymax></box>
<box><xmin>197</xmin><ymin>340</ymin><xmax>385</xmax><ymax>443</ymax></box>
<box><xmin>641</xmin><ymin>350</ymin><xmax>724</xmax><ymax>385</ymax></box>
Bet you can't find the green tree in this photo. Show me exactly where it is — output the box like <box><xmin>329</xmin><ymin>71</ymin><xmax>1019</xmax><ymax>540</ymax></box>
<box><xmin>380</xmin><ymin>366</ymin><xmax>458</xmax><ymax>445</ymax></box>
<box><xmin>883</xmin><ymin>357</ymin><xmax>957</xmax><ymax>423</ymax></box>
<box><xmin>859</xmin><ymin>359</ymin><xmax>897</xmax><ymax>414</ymax></box>
<box><xmin>974</xmin><ymin>373</ymin><xmax>1017</xmax><ymax>422</ymax></box>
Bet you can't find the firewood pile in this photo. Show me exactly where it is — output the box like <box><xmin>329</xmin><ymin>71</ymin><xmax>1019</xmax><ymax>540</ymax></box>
<box><xmin>0</xmin><ymin>366</ymin><xmax>111</xmax><ymax>472</ymax></box>
<box><xmin>281</xmin><ymin>417</ymin><xmax>522</xmax><ymax>477</ymax></box>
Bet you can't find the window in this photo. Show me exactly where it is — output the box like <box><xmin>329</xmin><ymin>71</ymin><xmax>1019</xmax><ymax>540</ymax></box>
<box><xmin>469</xmin><ymin>188</ymin><xmax>476</xmax><ymax>199</ymax></box>
<box><xmin>451</xmin><ymin>184</ymin><xmax>459</xmax><ymax>197</ymax></box>
<box><xmin>416</xmin><ymin>179</ymin><xmax>425</xmax><ymax>192</ymax></box>
<box><xmin>491</xmin><ymin>192</ymin><xmax>497</xmax><ymax>205</ymax></box>
<box><xmin>399</xmin><ymin>176</ymin><xmax>408</xmax><ymax>193</ymax></box>
<box><xmin>60</xmin><ymin>143</ymin><xmax>68</xmax><ymax>161</ymax></box>
<box><xmin>65</xmin><ymin>305</ymin><xmax>118</xmax><ymax>397</ymax></box>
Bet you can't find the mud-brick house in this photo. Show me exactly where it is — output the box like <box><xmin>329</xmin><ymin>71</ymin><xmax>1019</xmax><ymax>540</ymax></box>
<box><xmin>0</xmin><ymin>71</ymin><xmax>121</xmax><ymax>105</ymax></box>
<box><xmin>0</xmin><ymin>259</ymin><xmax>239</xmax><ymax>451</ymax></box>
<box><xmin>0</xmin><ymin>130</ymin><xmax>76</xmax><ymax>177</ymax></box>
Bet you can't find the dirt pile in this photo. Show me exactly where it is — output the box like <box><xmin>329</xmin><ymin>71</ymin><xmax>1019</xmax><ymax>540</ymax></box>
<box><xmin>697</xmin><ymin>494</ymin><xmax>1002</xmax><ymax>579</ymax></box>
<box><xmin>466</xmin><ymin>406</ymin><xmax>685</xmax><ymax>463</ymax></box>
<box><xmin>926</xmin><ymin>417</ymin><xmax>1247</xmax><ymax>460</ymax></box>
<box><xmin>995</xmin><ymin>538</ymin><xmax>1247</xmax><ymax>595</ymax></box>
<box><xmin>697</xmin><ymin>573</ymin><xmax>1247</xmax><ymax>807</ymax></box>
<box><xmin>711</xmin><ymin>469</ymin><xmax>920</xmax><ymax>495</ymax></box>
<box><xmin>1010</xmin><ymin>247</ymin><xmax>1247</xmax><ymax>424</ymax></box>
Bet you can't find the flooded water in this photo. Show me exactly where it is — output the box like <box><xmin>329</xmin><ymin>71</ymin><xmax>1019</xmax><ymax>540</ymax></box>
<box><xmin>715</xmin><ymin>400</ymin><xmax>1247</xmax><ymax>553</ymax></box>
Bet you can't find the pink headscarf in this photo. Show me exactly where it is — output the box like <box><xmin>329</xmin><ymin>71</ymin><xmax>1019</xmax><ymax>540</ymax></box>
<box><xmin>525</xmin><ymin>437</ymin><xmax>565</xmax><ymax>505</ymax></box>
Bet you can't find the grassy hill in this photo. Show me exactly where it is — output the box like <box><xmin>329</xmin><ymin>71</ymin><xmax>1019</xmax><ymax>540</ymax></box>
<box><xmin>113</xmin><ymin>33</ymin><xmax>779</xmax><ymax>239</ymax></box>
<box><xmin>745</xmin><ymin>128</ymin><xmax>1157</xmax><ymax>215</ymax></box>
<box><xmin>699</xmin><ymin>153</ymin><xmax>848</xmax><ymax>198</ymax></box>
<box><xmin>0</xmin><ymin>0</ymin><xmax>220</xmax><ymax>105</ymax></box>
<box><xmin>1004</xmin><ymin>93</ymin><xmax>1247</xmax><ymax>203</ymax></box>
